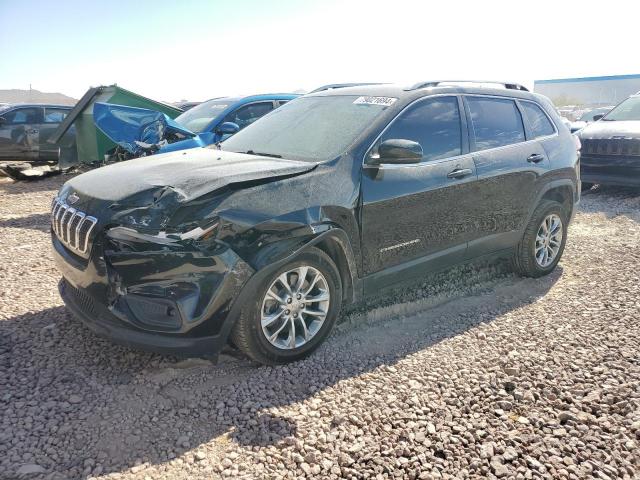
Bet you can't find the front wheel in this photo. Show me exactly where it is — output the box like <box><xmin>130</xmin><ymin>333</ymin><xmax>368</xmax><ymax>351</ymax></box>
<box><xmin>512</xmin><ymin>200</ymin><xmax>568</xmax><ymax>278</ymax></box>
<box><xmin>230</xmin><ymin>247</ymin><xmax>342</xmax><ymax>365</ymax></box>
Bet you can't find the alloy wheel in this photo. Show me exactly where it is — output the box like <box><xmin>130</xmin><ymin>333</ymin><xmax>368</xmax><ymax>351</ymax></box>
<box><xmin>260</xmin><ymin>266</ymin><xmax>330</xmax><ymax>350</ymax></box>
<box><xmin>535</xmin><ymin>213</ymin><xmax>563</xmax><ymax>268</ymax></box>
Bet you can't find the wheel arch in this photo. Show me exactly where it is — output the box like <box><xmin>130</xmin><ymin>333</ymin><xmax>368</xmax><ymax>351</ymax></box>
<box><xmin>218</xmin><ymin>226</ymin><xmax>360</xmax><ymax>350</ymax></box>
<box><xmin>525</xmin><ymin>179</ymin><xmax>577</xmax><ymax>231</ymax></box>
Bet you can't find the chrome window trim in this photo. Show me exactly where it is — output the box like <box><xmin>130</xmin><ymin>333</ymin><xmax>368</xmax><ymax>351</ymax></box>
<box><xmin>362</xmin><ymin>92</ymin><xmax>561</xmax><ymax>169</ymax></box>
<box><xmin>464</xmin><ymin>94</ymin><xmax>560</xmax><ymax>154</ymax></box>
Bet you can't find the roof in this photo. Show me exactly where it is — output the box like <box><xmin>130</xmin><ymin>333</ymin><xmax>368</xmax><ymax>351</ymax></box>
<box><xmin>307</xmin><ymin>83</ymin><xmax>539</xmax><ymax>102</ymax></box>
<box><xmin>535</xmin><ymin>74</ymin><xmax>640</xmax><ymax>85</ymax></box>
<box><xmin>0</xmin><ymin>103</ymin><xmax>73</xmax><ymax>109</ymax></box>
<box><xmin>196</xmin><ymin>93</ymin><xmax>299</xmax><ymax>106</ymax></box>
<box><xmin>310</xmin><ymin>83</ymin><xmax>386</xmax><ymax>93</ymax></box>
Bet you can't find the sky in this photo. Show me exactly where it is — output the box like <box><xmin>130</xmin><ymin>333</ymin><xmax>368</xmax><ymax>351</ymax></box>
<box><xmin>1</xmin><ymin>0</ymin><xmax>639</xmax><ymax>102</ymax></box>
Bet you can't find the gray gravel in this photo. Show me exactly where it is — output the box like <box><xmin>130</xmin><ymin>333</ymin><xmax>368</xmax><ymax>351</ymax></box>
<box><xmin>1</xmin><ymin>177</ymin><xmax>639</xmax><ymax>480</ymax></box>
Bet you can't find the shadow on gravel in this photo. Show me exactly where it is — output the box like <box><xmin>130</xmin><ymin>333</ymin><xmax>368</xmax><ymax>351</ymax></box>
<box><xmin>0</xmin><ymin>263</ymin><xmax>561</xmax><ymax>479</ymax></box>
<box><xmin>0</xmin><ymin>213</ymin><xmax>51</xmax><ymax>232</ymax></box>
<box><xmin>0</xmin><ymin>174</ymin><xmax>68</xmax><ymax>195</ymax></box>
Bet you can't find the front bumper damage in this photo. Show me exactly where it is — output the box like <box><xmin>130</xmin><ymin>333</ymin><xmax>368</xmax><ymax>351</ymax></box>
<box><xmin>53</xmin><ymin>231</ymin><xmax>254</xmax><ymax>357</ymax></box>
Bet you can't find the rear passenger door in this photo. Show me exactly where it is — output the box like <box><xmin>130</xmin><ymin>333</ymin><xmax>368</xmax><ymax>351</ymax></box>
<box><xmin>38</xmin><ymin>107</ymin><xmax>70</xmax><ymax>159</ymax></box>
<box><xmin>463</xmin><ymin>95</ymin><xmax>550</xmax><ymax>257</ymax></box>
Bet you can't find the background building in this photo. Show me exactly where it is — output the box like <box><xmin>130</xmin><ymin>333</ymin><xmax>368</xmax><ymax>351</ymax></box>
<box><xmin>534</xmin><ymin>74</ymin><xmax>640</xmax><ymax>108</ymax></box>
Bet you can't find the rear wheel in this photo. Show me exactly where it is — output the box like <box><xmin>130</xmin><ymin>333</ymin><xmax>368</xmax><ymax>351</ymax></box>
<box><xmin>231</xmin><ymin>247</ymin><xmax>342</xmax><ymax>365</ymax></box>
<box><xmin>512</xmin><ymin>200</ymin><xmax>567</xmax><ymax>278</ymax></box>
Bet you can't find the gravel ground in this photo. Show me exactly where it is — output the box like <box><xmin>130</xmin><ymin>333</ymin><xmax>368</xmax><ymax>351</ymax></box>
<box><xmin>1</xmin><ymin>176</ymin><xmax>639</xmax><ymax>480</ymax></box>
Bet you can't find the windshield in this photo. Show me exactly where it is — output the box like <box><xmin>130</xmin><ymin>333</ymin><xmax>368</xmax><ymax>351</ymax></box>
<box><xmin>175</xmin><ymin>100</ymin><xmax>230</xmax><ymax>133</ymax></box>
<box><xmin>222</xmin><ymin>95</ymin><xmax>394</xmax><ymax>162</ymax></box>
<box><xmin>579</xmin><ymin>108</ymin><xmax>609</xmax><ymax>122</ymax></box>
<box><xmin>602</xmin><ymin>97</ymin><xmax>640</xmax><ymax>121</ymax></box>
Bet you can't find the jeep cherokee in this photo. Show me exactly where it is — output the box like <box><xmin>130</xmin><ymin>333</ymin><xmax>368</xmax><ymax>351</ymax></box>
<box><xmin>52</xmin><ymin>81</ymin><xmax>580</xmax><ymax>365</ymax></box>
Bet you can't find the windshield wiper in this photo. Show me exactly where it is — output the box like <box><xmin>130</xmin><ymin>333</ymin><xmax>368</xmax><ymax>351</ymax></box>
<box><xmin>243</xmin><ymin>150</ymin><xmax>282</xmax><ymax>158</ymax></box>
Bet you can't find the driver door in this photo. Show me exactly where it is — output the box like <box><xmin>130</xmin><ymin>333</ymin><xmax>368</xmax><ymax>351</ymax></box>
<box><xmin>0</xmin><ymin>107</ymin><xmax>41</xmax><ymax>160</ymax></box>
<box><xmin>360</xmin><ymin>96</ymin><xmax>482</xmax><ymax>293</ymax></box>
<box><xmin>215</xmin><ymin>101</ymin><xmax>275</xmax><ymax>142</ymax></box>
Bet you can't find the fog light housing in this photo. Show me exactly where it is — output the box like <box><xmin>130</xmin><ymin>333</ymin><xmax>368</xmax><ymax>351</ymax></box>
<box><xmin>121</xmin><ymin>294</ymin><xmax>182</xmax><ymax>330</ymax></box>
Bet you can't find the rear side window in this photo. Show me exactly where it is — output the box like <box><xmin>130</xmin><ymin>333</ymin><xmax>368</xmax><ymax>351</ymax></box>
<box><xmin>2</xmin><ymin>107</ymin><xmax>40</xmax><ymax>125</ymax></box>
<box><xmin>224</xmin><ymin>102</ymin><xmax>274</xmax><ymax>129</ymax></box>
<box><xmin>467</xmin><ymin>97</ymin><xmax>525</xmax><ymax>150</ymax></box>
<box><xmin>44</xmin><ymin>108</ymin><xmax>69</xmax><ymax>123</ymax></box>
<box><xmin>520</xmin><ymin>102</ymin><xmax>555</xmax><ymax>138</ymax></box>
<box><xmin>378</xmin><ymin>96</ymin><xmax>462</xmax><ymax>162</ymax></box>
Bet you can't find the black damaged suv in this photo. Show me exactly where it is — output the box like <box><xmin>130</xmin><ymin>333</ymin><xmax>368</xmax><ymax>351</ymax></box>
<box><xmin>52</xmin><ymin>81</ymin><xmax>580</xmax><ymax>365</ymax></box>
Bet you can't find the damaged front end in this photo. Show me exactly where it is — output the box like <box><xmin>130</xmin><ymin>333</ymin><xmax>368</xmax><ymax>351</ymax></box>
<box><xmin>52</xmin><ymin>149</ymin><xmax>319</xmax><ymax>355</ymax></box>
<box><xmin>52</xmin><ymin>186</ymin><xmax>254</xmax><ymax>355</ymax></box>
<box><xmin>103</xmin><ymin>223</ymin><xmax>253</xmax><ymax>335</ymax></box>
<box><xmin>93</xmin><ymin>103</ymin><xmax>197</xmax><ymax>161</ymax></box>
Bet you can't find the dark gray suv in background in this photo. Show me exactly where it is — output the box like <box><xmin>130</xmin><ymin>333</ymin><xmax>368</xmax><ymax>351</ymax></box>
<box><xmin>52</xmin><ymin>81</ymin><xmax>580</xmax><ymax>364</ymax></box>
<box><xmin>0</xmin><ymin>104</ymin><xmax>73</xmax><ymax>161</ymax></box>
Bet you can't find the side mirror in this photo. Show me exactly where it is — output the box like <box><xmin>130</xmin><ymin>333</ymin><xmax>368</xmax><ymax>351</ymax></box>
<box><xmin>215</xmin><ymin>121</ymin><xmax>240</xmax><ymax>135</ymax></box>
<box><xmin>592</xmin><ymin>114</ymin><xmax>604</xmax><ymax>122</ymax></box>
<box><xmin>369</xmin><ymin>139</ymin><xmax>423</xmax><ymax>165</ymax></box>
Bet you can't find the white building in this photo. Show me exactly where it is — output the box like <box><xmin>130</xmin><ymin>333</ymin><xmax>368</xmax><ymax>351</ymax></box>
<box><xmin>534</xmin><ymin>74</ymin><xmax>640</xmax><ymax>108</ymax></box>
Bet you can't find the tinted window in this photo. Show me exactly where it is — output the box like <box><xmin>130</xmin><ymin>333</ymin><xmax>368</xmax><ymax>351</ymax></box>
<box><xmin>520</xmin><ymin>102</ymin><xmax>555</xmax><ymax>138</ymax></box>
<box><xmin>467</xmin><ymin>97</ymin><xmax>525</xmax><ymax>150</ymax></box>
<box><xmin>3</xmin><ymin>107</ymin><xmax>39</xmax><ymax>125</ymax></box>
<box><xmin>224</xmin><ymin>102</ymin><xmax>274</xmax><ymax>129</ymax></box>
<box><xmin>44</xmin><ymin>108</ymin><xmax>68</xmax><ymax>123</ymax></box>
<box><xmin>378</xmin><ymin>96</ymin><xmax>462</xmax><ymax>162</ymax></box>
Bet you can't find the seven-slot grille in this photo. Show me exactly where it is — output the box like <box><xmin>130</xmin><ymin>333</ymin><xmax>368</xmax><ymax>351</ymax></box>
<box><xmin>581</xmin><ymin>138</ymin><xmax>640</xmax><ymax>157</ymax></box>
<box><xmin>51</xmin><ymin>197</ymin><xmax>97</xmax><ymax>258</ymax></box>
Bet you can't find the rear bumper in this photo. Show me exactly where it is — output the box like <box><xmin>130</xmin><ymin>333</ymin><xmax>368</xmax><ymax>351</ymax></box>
<box><xmin>59</xmin><ymin>279</ymin><xmax>226</xmax><ymax>357</ymax></box>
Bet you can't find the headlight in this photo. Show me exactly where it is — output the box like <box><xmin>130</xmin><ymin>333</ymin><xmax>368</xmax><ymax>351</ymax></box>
<box><xmin>107</xmin><ymin>220</ymin><xmax>219</xmax><ymax>245</ymax></box>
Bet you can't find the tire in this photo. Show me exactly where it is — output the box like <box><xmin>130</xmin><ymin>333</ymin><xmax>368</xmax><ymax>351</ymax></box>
<box><xmin>512</xmin><ymin>200</ymin><xmax>568</xmax><ymax>278</ymax></box>
<box><xmin>230</xmin><ymin>247</ymin><xmax>342</xmax><ymax>365</ymax></box>
<box><xmin>581</xmin><ymin>182</ymin><xmax>594</xmax><ymax>192</ymax></box>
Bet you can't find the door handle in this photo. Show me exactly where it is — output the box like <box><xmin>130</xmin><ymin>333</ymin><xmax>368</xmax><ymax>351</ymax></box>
<box><xmin>447</xmin><ymin>168</ymin><xmax>473</xmax><ymax>179</ymax></box>
<box><xmin>527</xmin><ymin>153</ymin><xmax>545</xmax><ymax>163</ymax></box>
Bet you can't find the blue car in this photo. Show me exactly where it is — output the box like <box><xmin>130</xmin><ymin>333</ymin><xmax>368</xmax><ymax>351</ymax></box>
<box><xmin>94</xmin><ymin>93</ymin><xmax>298</xmax><ymax>158</ymax></box>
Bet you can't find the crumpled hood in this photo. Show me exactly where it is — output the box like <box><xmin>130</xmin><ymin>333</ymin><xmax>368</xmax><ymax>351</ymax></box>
<box><xmin>578</xmin><ymin>120</ymin><xmax>640</xmax><ymax>140</ymax></box>
<box><xmin>66</xmin><ymin>148</ymin><xmax>317</xmax><ymax>203</ymax></box>
<box><xmin>93</xmin><ymin>102</ymin><xmax>196</xmax><ymax>156</ymax></box>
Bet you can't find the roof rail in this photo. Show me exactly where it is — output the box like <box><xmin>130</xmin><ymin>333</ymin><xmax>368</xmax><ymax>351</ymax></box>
<box><xmin>406</xmin><ymin>80</ymin><xmax>529</xmax><ymax>92</ymax></box>
<box><xmin>309</xmin><ymin>82</ymin><xmax>386</xmax><ymax>93</ymax></box>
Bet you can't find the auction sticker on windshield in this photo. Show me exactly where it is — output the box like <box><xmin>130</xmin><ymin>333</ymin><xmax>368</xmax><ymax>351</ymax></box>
<box><xmin>353</xmin><ymin>96</ymin><xmax>397</xmax><ymax>107</ymax></box>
